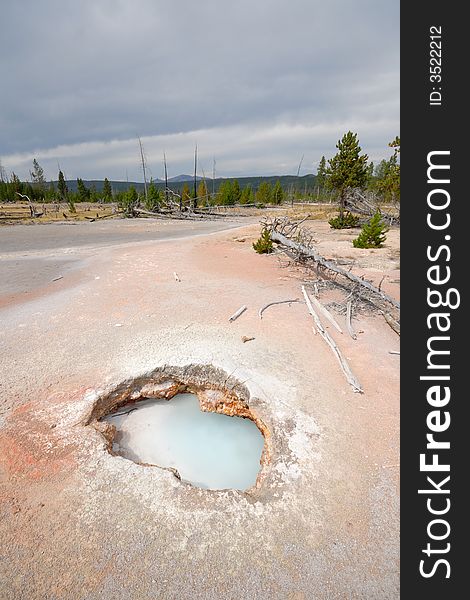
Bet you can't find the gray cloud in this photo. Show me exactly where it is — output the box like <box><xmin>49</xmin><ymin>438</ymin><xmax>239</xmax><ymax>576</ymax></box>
<box><xmin>0</xmin><ymin>0</ymin><xmax>399</xmax><ymax>179</ymax></box>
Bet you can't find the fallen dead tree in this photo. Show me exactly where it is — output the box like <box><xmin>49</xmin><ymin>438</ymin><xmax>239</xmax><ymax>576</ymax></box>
<box><xmin>262</xmin><ymin>216</ymin><xmax>400</xmax><ymax>342</ymax></box>
<box><xmin>344</xmin><ymin>189</ymin><xmax>400</xmax><ymax>225</ymax></box>
<box><xmin>128</xmin><ymin>204</ymin><xmax>253</xmax><ymax>221</ymax></box>
<box><xmin>16</xmin><ymin>193</ymin><xmax>43</xmax><ymax>218</ymax></box>
<box><xmin>270</xmin><ymin>228</ymin><xmax>400</xmax><ymax>310</ymax></box>
<box><xmin>85</xmin><ymin>212</ymin><xmax>122</xmax><ymax>221</ymax></box>
<box><xmin>132</xmin><ymin>207</ymin><xmax>212</xmax><ymax>221</ymax></box>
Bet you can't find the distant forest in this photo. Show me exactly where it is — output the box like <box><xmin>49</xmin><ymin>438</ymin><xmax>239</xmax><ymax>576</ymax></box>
<box><xmin>0</xmin><ymin>167</ymin><xmax>321</xmax><ymax>206</ymax></box>
<box><xmin>59</xmin><ymin>173</ymin><xmax>317</xmax><ymax>195</ymax></box>
<box><xmin>0</xmin><ymin>133</ymin><xmax>399</xmax><ymax>210</ymax></box>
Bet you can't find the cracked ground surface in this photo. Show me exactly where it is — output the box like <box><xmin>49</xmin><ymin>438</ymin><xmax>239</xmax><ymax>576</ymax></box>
<box><xmin>0</xmin><ymin>218</ymin><xmax>399</xmax><ymax>599</ymax></box>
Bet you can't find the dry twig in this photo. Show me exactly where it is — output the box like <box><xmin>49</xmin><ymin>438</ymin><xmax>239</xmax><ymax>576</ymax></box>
<box><xmin>383</xmin><ymin>313</ymin><xmax>400</xmax><ymax>336</ymax></box>
<box><xmin>346</xmin><ymin>301</ymin><xmax>357</xmax><ymax>339</ymax></box>
<box><xmin>258</xmin><ymin>299</ymin><xmax>300</xmax><ymax>319</ymax></box>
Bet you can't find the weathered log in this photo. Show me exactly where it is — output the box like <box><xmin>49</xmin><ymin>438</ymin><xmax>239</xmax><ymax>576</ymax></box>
<box><xmin>133</xmin><ymin>207</ymin><xmax>163</xmax><ymax>217</ymax></box>
<box><xmin>85</xmin><ymin>212</ymin><xmax>121</xmax><ymax>222</ymax></box>
<box><xmin>271</xmin><ymin>230</ymin><xmax>400</xmax><ymax>310</ymax></box>
<box><xmin>229</xmin><ymin>305</ymin><xmax>247</xmax><ymax>322</ymax></box>
<box><xmin>302</xmin><ymin>286</ymin><xmax>363</xmax><ymax>393</ymax></box>
<box><xmin>308</xmin><ymin>294</ymin><xmax>343</xmax><ymax>333</ymax></box>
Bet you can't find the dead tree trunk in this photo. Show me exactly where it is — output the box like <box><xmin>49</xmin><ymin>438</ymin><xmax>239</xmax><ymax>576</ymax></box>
<box><xmin>270</xmin><ymin>230</ymin><xmax>400</xmax><ymax>310</ymax></box>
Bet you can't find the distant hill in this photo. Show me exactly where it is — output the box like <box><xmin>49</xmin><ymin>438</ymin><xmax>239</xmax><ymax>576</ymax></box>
<box><xmin>167</xmin><ymin>174</ymin><xmax>203</xmax><ymax>183</ymax></box>
<box><xmin>57</xmin><ymin>174</ymin><xmax>317</xmax><ymax>194</ymax></box>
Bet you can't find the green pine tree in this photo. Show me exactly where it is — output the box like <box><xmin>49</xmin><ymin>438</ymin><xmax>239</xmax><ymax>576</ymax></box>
<box><xmin>232</xmin><ymin>179</ymin><xmax>241</xmax><ymax>204</ymax></box>
<box><xmin>31</xmin><ymin>159</ymin><xmax>46</xmax><ymax>195</ymax></box>
<box><xmin>145</xmin><ymin>180</ymin><xmax>161</xmax><ymax>211</ymax></box>
<box><xmin>272</xmin><ymin>180</ymin><xmax>284</xmax><ymax>205</ymax></box>
<box><xmin>77</xmin><ymin>178</ymin><xmax>90</xmax><ymax>201</ymax></box>
<box><xmin>89</xmin><ymin>184</ymin><xmax>99</xmax><ymax>203</ymax></box>
<box><xmin>373</xmin><ymin>136</ymin><xmax>400</xmax><ymax>203</ymax></box>
<box><xmin>327</xmin><ymin>131</ymin><xmax>369</xmax><ymax>224</ymax></box>
<box><xmin>240</xmin><ymin>185</ymin><xmax>254</xmax><ymax>205</ymax></box>
<box><xmin>352</xmin><ymin>212</ymin><xmax>388</xmax><ymax>248</ymax></box>
<box><xmin>181</xmin><ymin>183</ymin><xmax>191</xmax><ymax>206</ymax></box>
<box><xmin>120</xmin><ymin>185</ymin><xmax>138</xmax><ymax>215</ymax></box>
<box><xmin>103</xmin><ymin>177</ymin><xmax>112</xmax><ymax>202</ymax></box>
<box><xmin>316</xmin><ymin>156</ymin><xmax>327</xmax><ymax>189</ymax></box>
<box><xmin>10</xmin><ymin>172</ymin><xmax>21</xmax><ymax>197</ymax></box>
<box><xmin>57</xmin><ymin>171</ymin><xmax>69</xmax><ymax>202</ymax></box>
<box><xmin>253</xmin><ymin>228</ymin><xmax>273</xmax><ymax>254</ymax></box>
<box><xmin>256</xmin><ymin>181</ymin><xmax>273</xmax><ymax>205</ymax></box>
<box><xmin>197</xmin><ymin>180</ymin><xmax>208</xmax><ymax>206</ymax></box>
<box><xmin>217</xmin><ymin>180</ymin><xmax>233</xmax><ymax>205</ymax></box>
<box><xmin>45</xmin><ymin>181</ymin><xmax>55</xmax><ymax>203</ymax></box>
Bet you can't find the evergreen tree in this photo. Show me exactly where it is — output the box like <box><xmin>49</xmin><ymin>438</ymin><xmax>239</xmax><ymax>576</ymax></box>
<box><xmin>68</xmin><ymin>196</ymin><xmax>76</xmax><ymax>213</ymax></box>
<box><xmin>46</xmin><ymin>181</ymin><xmax>56</xmax><ymax>202</ymax></box>
<box><xmin>373</xmin><ymin>137</ymin><xmax>400</xmax><ymax>203</ymax></box>
<box><xmin>232</xmin><ymin>179</ymin><xmax>242</xmax><ymax>204</ymax></box>
<box><xmin>103</xmin><ymin>177</ymin><xmax>112</xmax><ymax>202</ymax></box>
<box><xmin>328</xmin><ymin>212</ymin><xmax>359</xmax><ymax>229</ymax></box>
<box><xmin>31</xmin><ymin>159</ymin><xmax>46</xmax><ymax>194</ymax></box>
<box><xmin>10</xmin><ymin>172</ymin><xmax>20</xmax><ymax>190</ymax></box>
<box><xmin>77</xmin><ymin>178</ymin><xmax>90</xmax><ymax>201</ymax></box>
<box><xmin>389</xmin><ymin>136</ymin><xmax>400</xmax><ymax>153</ymax></box>
<box><xmin>57</xmin><ymin>170</ymin><xmax>68</xmax><ymax>201</ymax></box>
<box><xmin>240</xmin><ymin>185</ymin><xmax>254</xmax><ymax>205</ymax></box>
<box><xmin>119</xmin><ymin>185</ymin><xmax>139</xmax><ymax>215</ymax></box>
<box><xmin>126</xmin><ymin>186</ymin><xmax>138</xmax><ymax>203</ymax></box>
<box><xmin>145</xmin><ymin>180</ymin><xmax>161</xmax><ymax>211</ymax></box>
<box><xmin>253</xmin><ymin>228</ymin><xmax>273</xmax><ymax>254</ymax></box>
<box><xmin>217</xmin><ymin>180</ymin><xmax>234</xmax><ymax>205</ymax></box>
<box><xmin>9</xmin><ymin>172</ymin><xmax>21</xmax><ymax>200</ymax></box>
<box><xmin>316</xmin><ymin>156</ymin><xmax>327</xmax><ymax>189</ymax></box>
<box><xmin>89</xmin><ymin>184</ymin><xmax>99</xmax><ymax>203</ymax></box>
<box><xmin>326</xmin><ymin>131</ymin><xmax>369</xmax><ymax>221</ymax></box>
<box><xmin>24</xmin><ymin>182</ymin><xmax>35</xmax><ymax>200</ymax></box>
<box><xmin>0</xmin><ymin>181</ymin><xmax>7</xmax><ymax>202</ymax></box>
<box><xmin>352</xmin><ymin>212</ymin><xmax>388</xmax><ymax>248</ymax></box>
<box><xmin>197</xmin><ymin>180</ymin><xmax>208</xmax><ymax>206</ymax></box>
<box><xmin>272</xmin><ymin>180</ymin><xmax>284</xmax><ymax>205</ymax></box>
<box><xmin>181</xmin><ymin>183</ymin><xmax>191</xmax><ymax>206</ymax></box>
<box><xmin>256</xmin><ymin>181</ymin><xmax>273</xmax><ymax>204</ymax></box>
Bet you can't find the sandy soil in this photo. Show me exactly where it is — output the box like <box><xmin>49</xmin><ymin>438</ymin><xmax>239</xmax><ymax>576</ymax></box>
<box><xmin>0</xmin><ymin>218</ymin><xmax>399</xmax><ymax>599</ymax></box>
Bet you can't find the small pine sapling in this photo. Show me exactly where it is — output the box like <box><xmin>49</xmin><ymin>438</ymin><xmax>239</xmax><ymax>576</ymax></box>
<box><xmin>253</xmin><ymin>228</ymin><xmax>273</xmax><ymax>254</ymax></box>
<box><xmin>328</xmin><ymin>211</ymin><xmax>360</xmax><ymax>229</ymax></box>
<box><xmin>352</xmin><ymin>212</ymin><xmax>389</xmax><ymax>248</ymax></box>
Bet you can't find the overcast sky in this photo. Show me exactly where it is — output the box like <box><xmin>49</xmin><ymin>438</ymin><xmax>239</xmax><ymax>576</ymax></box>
<box><xmin>0</xmin><ymin>0</ymin><xmax>399</xmax><ymax>181</ymax></box>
